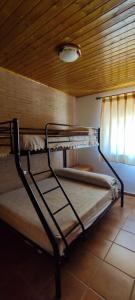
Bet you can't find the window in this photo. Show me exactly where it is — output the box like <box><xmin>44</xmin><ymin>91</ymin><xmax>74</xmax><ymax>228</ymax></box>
<box><xmin>100</xmin><ymin>92</ymin><xmax>135</xmax><ymax>165</ymax></box>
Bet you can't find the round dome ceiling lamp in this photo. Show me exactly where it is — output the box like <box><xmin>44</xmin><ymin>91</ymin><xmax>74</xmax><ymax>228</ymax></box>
<box><xmin>58</xmin><ymin>43</ymin><xmax>81</xmax><ymax>63</ymax></box>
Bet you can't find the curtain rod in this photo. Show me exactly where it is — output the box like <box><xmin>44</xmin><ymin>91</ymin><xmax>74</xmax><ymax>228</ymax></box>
<box><xmin>96</xmin><ymin>91</ymin><xmax>134</xmax><ymax>100</ymax></box>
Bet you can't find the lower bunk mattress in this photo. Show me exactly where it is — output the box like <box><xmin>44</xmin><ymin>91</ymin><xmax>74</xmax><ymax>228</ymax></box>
<box><xmin>0</xmin><ymin>172</ymin><xmax>119</xmax><ymax>256</ymax></box>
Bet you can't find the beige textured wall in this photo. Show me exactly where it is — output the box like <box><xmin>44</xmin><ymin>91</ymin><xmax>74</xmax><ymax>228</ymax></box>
<box><xmin>0</xmin><ymin>67</ymin><xmax>76</xmax><ymax>193</ymax></box>
<box><xmin>0</xmin><ymin>67</ymin><xmax>76</xmax><ymax>126</ymax></box>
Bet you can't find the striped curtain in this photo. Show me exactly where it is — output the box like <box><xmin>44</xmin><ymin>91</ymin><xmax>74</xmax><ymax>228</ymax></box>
<box><xmin>100</xmin><ymin>92</ymin><xmax>135</xmax><ymax>165</ymax></box>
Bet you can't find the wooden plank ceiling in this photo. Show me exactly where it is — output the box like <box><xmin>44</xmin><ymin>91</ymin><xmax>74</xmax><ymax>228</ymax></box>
<box><xmin>0</xmin><ymin>0</ymin><xmax>135</xmax><ymax>96</ymax></box>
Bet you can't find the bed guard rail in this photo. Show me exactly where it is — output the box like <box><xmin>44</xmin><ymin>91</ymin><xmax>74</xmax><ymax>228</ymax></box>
<box><xmin>0</xmin><ymin>120</ymin><xmax>14</xmax><ymax>154</ymax></box>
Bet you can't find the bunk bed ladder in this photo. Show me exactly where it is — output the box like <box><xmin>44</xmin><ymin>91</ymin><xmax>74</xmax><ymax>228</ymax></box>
<box><xmin>47</xmin><ymin>148</ymin><xmax>85</xmax><ymax>236</ymax></box>
<box><xmin>27</xmin><ymin>150</ymin><xmax>85</xmax><ymax>249</ymax></box>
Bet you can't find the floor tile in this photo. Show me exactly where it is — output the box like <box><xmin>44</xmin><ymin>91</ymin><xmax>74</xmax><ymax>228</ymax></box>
<box><xmin>101</xmin><ymin>210</ymin><xmax>127</xmax><ymax>227</ymax></box>
<box><xmin>93</xmin><ymin>222</ymin><xmax>120</xmax><ymax>242</ymax></box>
<box><xmin>128</xmin><ymin>215</ymin><xmax>135</xmax><ymax>222</ymax></box>
<box><xmin>115</xmin><ymin>230</ymin><xmax>135</xmax><ymax>252</ymax></box>
<box><xmin>122</xmin><ymin>218</ymin><xmax>135</xmax><ymax>234</ymax></box>
<box><xmin>83</xmin><ymin>288</ymin><xmax>105</xmax><ymax>300</ymax></box>
<box><xmin>39</xmin><ymin>271</ymin><xmax>87</xmax><ymax>300</ymax></box>
<box><xmin>131</xmin><ymin>284</ymin><xmax>135</xmax><ymax>300</ymax></box>
<box><xmin>89</xmin><ymin>261</ymin><xmax>134</xmax><ymax>300</ymax></box>
<box><xmin>125</xmin><ymin>196</ymin><xmax>135</xmax><ymax>207</ymax></box>
<box><xmin>61</xmin><ymin>271</ymin><xmax>86</xmax><ymax>300</ymax></box>
<box><xmin>66</xmin><ymin>249</ymin><xmax>102</xmax><ymax>286</ymax></box>
<box><xmin>83</xmin><ymin>235</ymin><xmax>112</xmax><ymax>259</ymax></box>
<box><xmin>105</xmin><ymin>243</ymin><xmax>135</xmax><ymax>277</ymax></box>
<box><xmin>128</xmin><ymin>212</ymin><xmax>135</xmax><ymax>221</ymax></box>
<box><xmin>111</xmin><ymin>202</ymin><xmax>130</xmax><ymax>218</ymax></box>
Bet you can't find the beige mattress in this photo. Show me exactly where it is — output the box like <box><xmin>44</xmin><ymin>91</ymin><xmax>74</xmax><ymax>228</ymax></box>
<box><xmin>0</xmin><ymin>127</ymin><xmax>98</xmax><ymax>157</ymax></box>
<box><xmin>0</xmin><ymin>176</ymin><xmax>116</xmax><ymax>256</ymax></box>
<box><xmin>20</xmin><ymin>133</ymin><xmax>98</xmax><ymax>151</ymax></box>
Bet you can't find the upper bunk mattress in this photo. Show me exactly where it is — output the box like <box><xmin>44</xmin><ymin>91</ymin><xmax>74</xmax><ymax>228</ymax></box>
<box><xmin>20</xmin><ymin>132</ymin><xmax>98</xmax><ymax>151</ymax></box>
<box><xmin>0</xmin><ymin>127</ymin><xmax>98</xmax><ymax>156</ymax></box>
<box><xmin>0</xmin><ymin>176</ymin><xmax>117</xmax><ymax>255</ymax></box>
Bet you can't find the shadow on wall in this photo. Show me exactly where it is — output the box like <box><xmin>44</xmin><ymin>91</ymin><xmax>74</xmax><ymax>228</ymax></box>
<box><xmin>0</xmin><ymin>152</ymin><xmax>59</xmax><ymax>194</ymax></box>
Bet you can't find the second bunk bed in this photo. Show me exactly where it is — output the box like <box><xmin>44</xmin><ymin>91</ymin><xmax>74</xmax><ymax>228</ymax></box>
<box><xmin>0</xmin><ymin>119</ymin><xmax>124</xmax><ymax>300</ymax></box>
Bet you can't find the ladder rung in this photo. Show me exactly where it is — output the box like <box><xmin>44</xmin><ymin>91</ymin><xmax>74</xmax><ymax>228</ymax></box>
<box><xmin>32</xmin><ymin>170</ymin><xmax>51</xmax><ymax>176</ymax></box>
<box><xmin>53</xmin><ymin>203</ymin><xmax>69</xmax><ymax>216</ymax></box>
<box><xmin>42</xmin><ymin>185</ymin><xmax>59</xmax><ymax>195</ymax></box>
<box><xmin>65</xmin><ymin>223</ymin><xmax>80</xmax><ymax>238</ymax></box>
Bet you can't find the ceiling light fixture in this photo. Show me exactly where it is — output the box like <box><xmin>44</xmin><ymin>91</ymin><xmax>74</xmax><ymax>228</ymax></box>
<box><xmin>58</xmin><ymin>43</ymin><xmax>81</xmax><ymax>63</ymax></box>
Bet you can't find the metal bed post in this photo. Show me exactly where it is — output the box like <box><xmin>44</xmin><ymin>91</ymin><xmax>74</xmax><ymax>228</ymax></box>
<box><xmin>98</xmin><ymin>128</ymin><xmax>124</xmax><ymax>207</ymax></box>
<box><xmin>63</xmin><ymin>149</ymin><xmax>67</xmax><ymax>167</ymax></box>
<box><xmin>12</xmin><ymin>118</ymin><xmax>62</xmax><ymax>300</ymax></box>
<box><xmin>0</xmin><ymin>120</ymin><xmax>13</xmax><ymax>150</ymax></box>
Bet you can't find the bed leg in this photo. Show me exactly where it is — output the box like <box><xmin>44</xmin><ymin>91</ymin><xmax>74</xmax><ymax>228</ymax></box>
<box><xmin>121</xmin><ymin>193</ymin><xmax>124</xmax><ymax>207</ymax></box>
<box><xmin>55</xmin><ymin>256</ymin><xmax>61</xmax><ymax>300</ymax></box>
<box><xmin>120</xmin><ymin>184</ymin><xmax>124</xmax><ymax>207</ymax></box>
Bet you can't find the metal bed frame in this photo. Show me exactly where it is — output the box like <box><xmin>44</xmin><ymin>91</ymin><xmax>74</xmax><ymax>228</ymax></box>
<box><xmin>0</xmin><ymin>118</ymin><xmax>124</xmax><ymax>300</ymax></box>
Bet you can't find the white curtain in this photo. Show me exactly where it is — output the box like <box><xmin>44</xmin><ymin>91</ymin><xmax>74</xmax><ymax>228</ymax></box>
<box><xmin>100</xmin><ymin>92</ymin><xmax>135</xmax><ymax>165</ymax></box>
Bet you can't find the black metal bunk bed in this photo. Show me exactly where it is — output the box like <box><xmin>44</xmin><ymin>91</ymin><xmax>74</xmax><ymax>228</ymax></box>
<box><xmin>0</xmin><ymin>118</ymin><xmax>124</xmax><ymax>300</ymax></box>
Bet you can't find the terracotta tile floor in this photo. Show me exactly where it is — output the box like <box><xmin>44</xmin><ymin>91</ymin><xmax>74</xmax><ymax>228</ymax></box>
<box><xmin>1</xmin><ymin>195</ymin><xmax>135</xmax><ymax>300</ymax></box>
